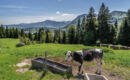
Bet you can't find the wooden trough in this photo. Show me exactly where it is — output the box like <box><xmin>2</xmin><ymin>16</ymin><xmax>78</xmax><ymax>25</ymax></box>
<box><xmin>110</xmin><ymin>46</ymin><xmax>120</xmax><ymax>50</ymax></box>
<box><xmin>84</xmin><ymin>73</ymin><xmax>108</xmax><ymax>80</ymax></box>
<box><xmin>32</xmin><ymin>57</ymin><xmax>72</xmax><ymax>74</ymax></box>
<box><xmin>120</xmin><ymin>46</ymin><xmax>130</xmax><ymax>50</ymax></box>
<box><xmin>100</xmin><ymin>44</ymin><xmax>109</xmax><ymax>48</ymax></box>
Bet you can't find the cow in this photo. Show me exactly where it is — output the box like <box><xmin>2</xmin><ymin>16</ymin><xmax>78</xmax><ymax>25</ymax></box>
<box><xmin>65</xmin><ymin>49</ymin><xmax>104</xmax><ymax>75</ymax></box>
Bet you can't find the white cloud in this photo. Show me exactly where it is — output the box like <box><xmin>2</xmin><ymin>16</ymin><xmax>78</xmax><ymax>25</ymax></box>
<box><xmin>62</xmin><ymin>13</ymin><xmax>74</xmax><ymax>17</ymax></box>
<box><xmin>0</xmin><ymin>5</ymin><xmax>28</xmax><ymax>9</ymax></box>
<box><xmin>56</xmin><ymin>11</ymin><xmax>61</xmax><ymax>15</ymax></box>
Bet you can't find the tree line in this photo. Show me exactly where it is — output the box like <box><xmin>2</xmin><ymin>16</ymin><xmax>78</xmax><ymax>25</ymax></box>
<box><xmin>0</xmin><ymin>3</ymin><xmax>130</xmax><ymax>46</ymax></box>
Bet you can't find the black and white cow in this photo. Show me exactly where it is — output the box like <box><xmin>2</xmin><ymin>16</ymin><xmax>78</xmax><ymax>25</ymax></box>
<box><xmin>65</xmin><ymin>49</ymin><xmax>103</xmax><ymax>75</ymax></box>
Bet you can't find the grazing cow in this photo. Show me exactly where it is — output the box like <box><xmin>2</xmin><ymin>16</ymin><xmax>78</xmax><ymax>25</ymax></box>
<box><xmin>65</xmin><ymin>49</ymin><xmax>103</xmax><ymax>75</ymax></box>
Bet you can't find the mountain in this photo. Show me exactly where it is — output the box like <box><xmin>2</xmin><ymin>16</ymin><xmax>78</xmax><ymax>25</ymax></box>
<box><xmin>5</xmin><ymin>11</ymin><xmax>127</xmax><ymax>30</ymax></box>
<box><xmin>110</xmin><ymin>11</ymin><xmax>127</xmax><ymax>23</ymax></box>
<box><xmin>64</xmin><ymin>14</ymin><xmax>87</xmax><ymax>28</ymax></box>
<box><xmin>5</xmin><ymin>20</ymin><xmax>71</xmax><ymax>29</ymax></box>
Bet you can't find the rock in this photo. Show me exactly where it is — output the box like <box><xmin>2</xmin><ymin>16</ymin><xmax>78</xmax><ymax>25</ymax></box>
<box><xmin>84</xmin><ymin>73</ymin><xmax>108</xmax><ymax>80</ymax></box>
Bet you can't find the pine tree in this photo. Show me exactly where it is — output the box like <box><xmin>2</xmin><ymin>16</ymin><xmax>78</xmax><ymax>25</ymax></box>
<box><xmin>12</xmin><ymin>27</ymin><xmax>15</xmax><ymax>38</ymax></box>
<box><xmin>119</xmin><ymin>9</ymin><xmax>130</xmax><ymax>46</ymax></box>
<box><xmin>15</xmin><ymin>28</ymin><xmax>19</xmax><ymax>38</ymax></box>
<box><xmin>118</xmin><ymin>15</ymin><xmax>130</xmax><ymax>46</ymax></box>
<box><xmin>80</xmin><ymin>16</ymin><xmax>86</xmax><ymax>43</ymax></box>
<box><xmin>5</xmin><ymin>26</ymin><xmax>9</xmax><ymax>38</ymax></box>
<box><xmin>98</xmin><ymin>3</ymin><xmax>111</xmax><ymax>43</ymax></box>
<box><xmin>9</xmin><ymin>29</ymin><xmax>13</xmax><ymax>38</ymax></box>
<box><xmin>0</xmin><ymin>25</ymin><xmax>5</xmax><ymax>38</ymax></box>
<box><xmin>38</xmin><ymin>28</ymin><xmax>42</xmax><ymax>41</ymax></box>
<box><xmin>34</xmin><ymin>32</ymin><xmax>38</xmax><ymax>41</ymax></box>
<box><xmin>46</xmin><ymin>30</ymin><xmax>53</xmax><ymax>43</ymax></box>
<box><xmin>109</xmin><ymin>25</ymin><xmax>116</xmax><ymax>44</ymax></box>
<box><xmin>115</xmin><ymin>20</ymin><xmax>118</xmax><ymax>30</ymax></box>
<box><xmin>68</xmin><ymin>24</ymin><xmax>76</xmax><ymax>44</ymax></box>
<box><xmin>40</xmin><ymin>29</ymin><xmax>46</xmax><ymax>43</ymax></box>
<box><xmin>76</xmin><ymin>19</ymin><xmax>81</xmax><ymax>44</ymax></box>
<box><xmin>85</xmin><ymin>7</ymin><xmax>97</xmax><ymax>45</ymax></box>
<box><xmin>20</xmin><ymin>29</ymin><xmax>25</xmax><ymax>37</ymax></box>
<box><xmin>53</xmin><ymin>30</ymin><xmax>59</xmax><ymax>43</ymax></box>
<box><xmin>58</xmin><ymin>29</ymin><xmax>62</xmax><ymax>43</ymax></box>
<box><xmin>62</xmin><ymin>31</ymin><xmax>66</xmax><ymax>44</ymax></box>
<box><xmin>114</xmin><ymin>20</ymin><xmax>118</xmax><ymax>44</ymax></box>
<box><xmin>28</xmin><ymin>32</ymin><xmax>33</xmax><ymax>41</ymax></box>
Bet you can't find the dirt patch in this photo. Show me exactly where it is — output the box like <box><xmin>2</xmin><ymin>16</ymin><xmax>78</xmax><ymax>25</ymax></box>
<box><xmin>48</xmin><ymin>57</ymin><xmax>125</xmax><ymax>80</ymax></box>
<box><xmin>16</xmin><ymin>68</ymin><xmax>29</xmax><ymax>73</ymax></box>
<box><xmin>15</xmin><ymin>57</ymin><xmax>126</xmax><ymax>80</ymax></box>
<box><xmin>16</xmin><ymin>58</ymin><xmax>32</xmax><ymax>67</ymax></box>
<box><xmin>16</xmin><ymin>58</ymin><xmax>32</xmax><ymax>73</ymax></box>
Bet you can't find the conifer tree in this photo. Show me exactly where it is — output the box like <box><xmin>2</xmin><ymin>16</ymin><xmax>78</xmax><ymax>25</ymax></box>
<box><xmin>28</xmin><ymin>32</ymin><xmax>33</xmax><ymax>41</ymax></box>
<box><xmin>53</xmin><ymin>30</ymin><xmax>59</xmax><ymax>43</ymax></box>
<box><xmin>62</xmin><ymin>31</ymin><xmax>66</xmax><ymax>44</ymax></box>
<box><xmin>15</xmin><ymin>28</ymin><xmax>19</xmax><ymax>38</ymax></box>
<box><xmin>98</xmin><ymin>3</ymin><xmax>111</xmax><ymax>43</ymax></box>
<box><xmin>76</xmin><ymin>19</ymin><xmax>81</xmax><ymax>44</ymax></box>
<box><xmin>46</xmin><ymin>30</ymin><xmax>53</xmax><ymax>43</ymax></box>
<box><xmin>118</xmin><ymin>10</ymin><xmax>130</xmax><ymax>46</ymax></box>
<box><xmin>109</xmin><ymin>25</ymin><xmax>116</xmax><ymax>44</ymax></box>
<box><xmin>34</xmin><ymin>32</ymin><xmax>38</xmax><ymax>41</ymax></box>
<box><xmin>115</xmin><ymin>20</ymin><xmax>118</xmax><ymax>30</ymax></box>
<box><xmin>80</xmin><ymin>16</ymin><xmax>86</xmax><ymax>43</ymax></box>
<box><xmin>85</xmin><ymin>7</ymin><xmax>97</xmax><ymax>45</ymax></box>
<box><xmin>68</xmin><ymin>24</ymin><xmax>76</xmax><ymax>44</ymax></box>
<box><xmin>20</xmin><ymin>29</ymin><xmax>25</xmax><ymax>37</ymax></box>
<box><xmin>40</xmin><ymin>29</ymin><xmax>46</xmax><ymax>43</ymax></box>
<box><xmin>58</xmin><ymin>29</ymin><xmax>62</xmax><ymax>43</ymax></box>
<box><xmin>5</xmin><ymin>26</ymin><xmax>9</xmax><ymax>38</ymax></box>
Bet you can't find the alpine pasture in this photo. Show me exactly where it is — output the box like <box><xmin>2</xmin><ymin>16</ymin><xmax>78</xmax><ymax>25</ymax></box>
<box><xmin>0</xmin><ymin>39</ymin><xmax>130</xmax><ymax>80</ymax></box>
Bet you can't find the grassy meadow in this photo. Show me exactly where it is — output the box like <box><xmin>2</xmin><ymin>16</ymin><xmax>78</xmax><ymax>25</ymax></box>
<box><xmin>0</xmin><ymin>39</ymin><xmax>130</xmax><ymax>80</ymax></box>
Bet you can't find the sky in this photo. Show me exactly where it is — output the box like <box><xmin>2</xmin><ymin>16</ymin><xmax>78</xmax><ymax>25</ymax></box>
<box><xmin>0</xmin><ymin>0</ymin><xmax>130</xmax><ymax>25</ymax></box>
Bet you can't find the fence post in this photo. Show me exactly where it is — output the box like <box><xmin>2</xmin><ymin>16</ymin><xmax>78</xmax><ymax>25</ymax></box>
<box><xmin>44</xmin><ymin>51</ymin><xmax>47</xmax><ymax>72</ymax></box>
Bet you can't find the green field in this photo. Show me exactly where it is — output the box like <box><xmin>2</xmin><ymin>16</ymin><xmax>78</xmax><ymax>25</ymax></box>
<box><xmin>0</xmin><ymin>39</ymin><xmax>130</xmax><ymax>80</ymax></box>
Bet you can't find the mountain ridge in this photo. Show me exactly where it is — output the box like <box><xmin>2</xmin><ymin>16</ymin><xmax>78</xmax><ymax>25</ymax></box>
<box><xmin>4</xmin><ymin>11</ymin><xmax>127</xmax><ymax>29</ymax></box>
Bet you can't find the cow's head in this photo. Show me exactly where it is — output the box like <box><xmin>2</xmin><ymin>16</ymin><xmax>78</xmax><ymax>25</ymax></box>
<box><xmin>65</xmin><ymin>51</ymin><xmax>73</xmax><ymax>62</ymax></box>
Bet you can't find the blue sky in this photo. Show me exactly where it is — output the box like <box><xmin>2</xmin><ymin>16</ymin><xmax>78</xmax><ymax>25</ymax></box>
<box><xmin>0</xmin><ymin>0</ymin><xmax>130</xmax><ymax>24</ymax></box>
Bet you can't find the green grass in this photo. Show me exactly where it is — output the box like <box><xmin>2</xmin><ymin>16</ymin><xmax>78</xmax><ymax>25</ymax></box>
<box><xmin>0</xmin><ymin>38</ymin><xmax>130</xmax><ymax>80</ymax></box>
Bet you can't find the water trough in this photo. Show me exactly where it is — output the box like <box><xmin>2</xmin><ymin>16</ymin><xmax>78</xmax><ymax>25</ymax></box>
<box><xmin>32</xmin><ymin>57</ymin><xmax>72</xmax><ymax>74</ymax></box>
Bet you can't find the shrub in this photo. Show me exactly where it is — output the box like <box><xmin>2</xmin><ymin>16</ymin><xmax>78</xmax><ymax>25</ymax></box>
<box><xmin>19</xmin><ymin>37</ymin><xmax>31</xmax><ymax>45</ymax></box>
<box><xmin>16</xmin><ymin>42</ymin><xmax>25</xmax><ymax>47</ymax></box>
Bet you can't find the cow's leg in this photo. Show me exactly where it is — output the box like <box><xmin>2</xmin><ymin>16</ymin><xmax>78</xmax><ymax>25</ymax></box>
<box><xmin>99</xmin><ymin>58</ymin><xmax>102</xmax><ymax>75</ymax></box>
<box><xmin>78</xmin><ymin>63</ymin><xmax>82</xmax><ymax>75</ymax></box>
<box><xmin>96</xmin><ymin>58</ymin><xmax>102</xmax><ymax>75</ymax></box>
<box><xmin>81</xmin><ymin>62</ymin><xmax>84</xmax><ymax>74</ymax></box>
<box><xmin>95</xmin><ymin>59</ymin><xmax>99</xmax><ymax>74</ymax></box>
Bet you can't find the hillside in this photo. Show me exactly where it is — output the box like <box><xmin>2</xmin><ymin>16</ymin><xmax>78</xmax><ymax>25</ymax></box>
<box><xmin>5</xmin><ymin>20</ymin><xmax>71</xmax><ymax>29</ymax></box>
<box><xmin>111</xmin><ymin>11</ymin><xmax>127</xmax><ymax>23</ymax></box>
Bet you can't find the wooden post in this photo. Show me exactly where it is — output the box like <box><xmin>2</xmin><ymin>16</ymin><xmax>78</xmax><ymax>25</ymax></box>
<box><xmin>44</xmin><ymin>51</ymin><xmax>47</xmax><ymax>72</ymax></box>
